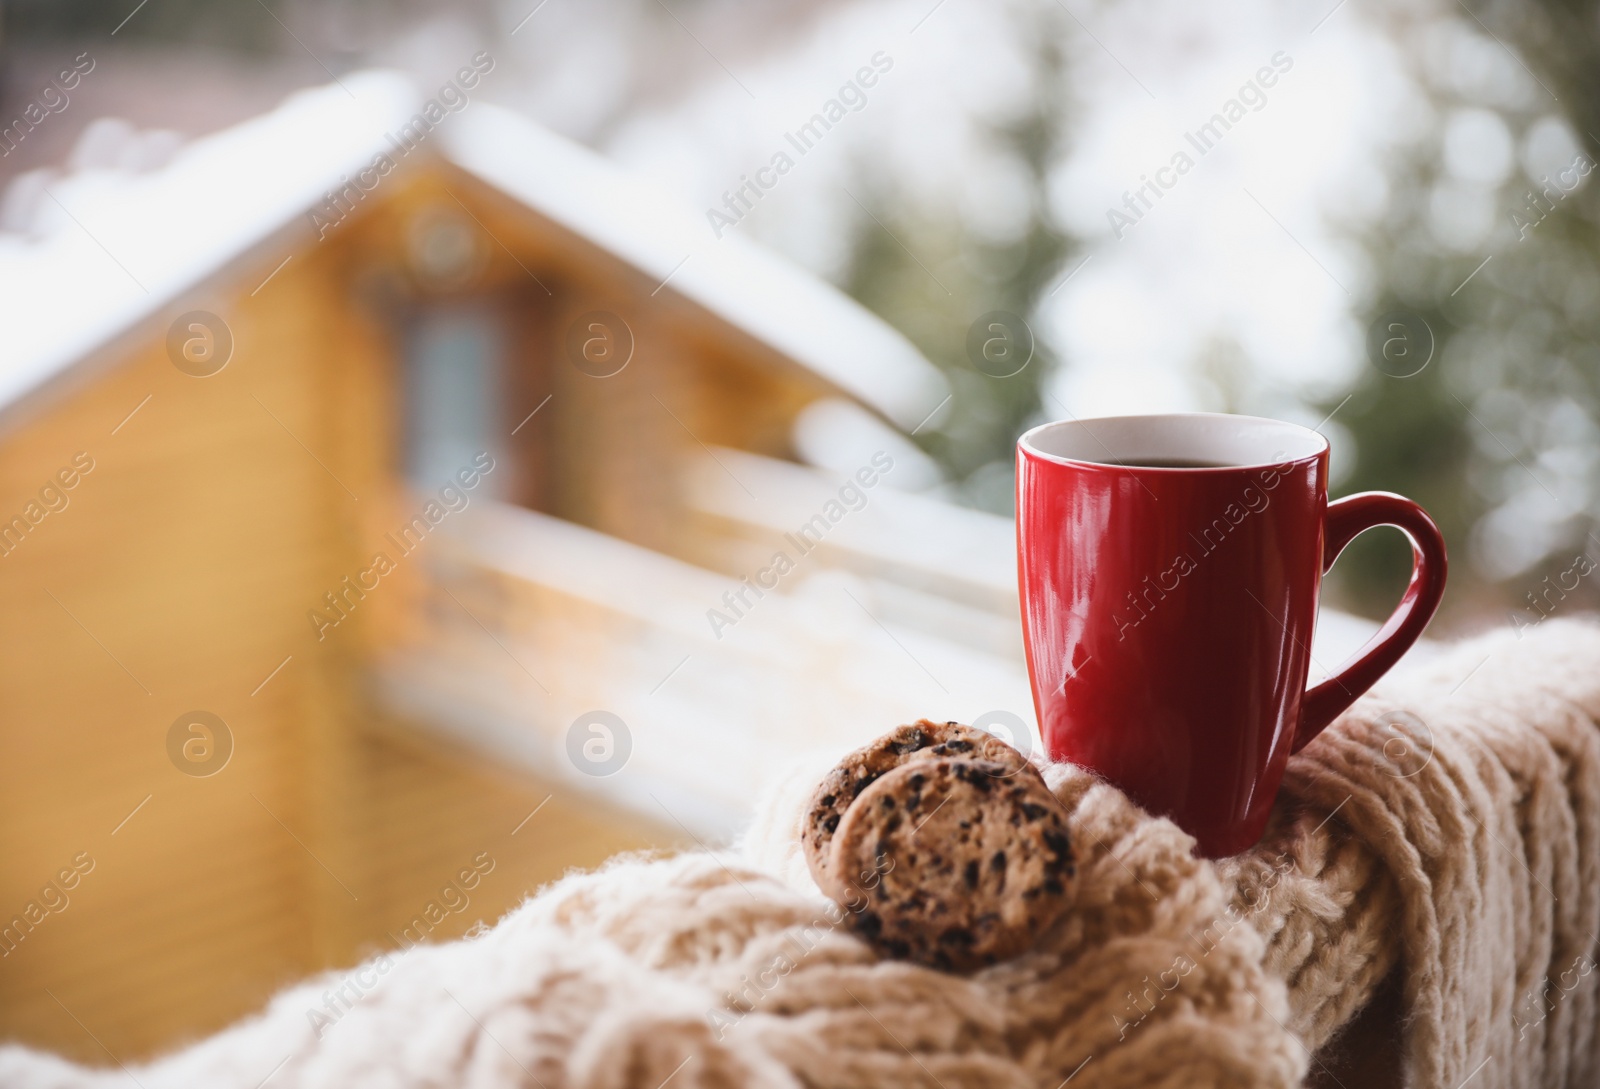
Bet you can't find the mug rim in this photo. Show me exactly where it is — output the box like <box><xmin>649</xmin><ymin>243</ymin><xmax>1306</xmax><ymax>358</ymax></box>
<box><xmin>1017</xmin><ymin>412</ymin><xmax>1330</xmax><ymax>473</ymax></box>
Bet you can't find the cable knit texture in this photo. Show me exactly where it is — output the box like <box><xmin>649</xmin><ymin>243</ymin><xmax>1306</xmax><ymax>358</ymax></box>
<box><xmin>4</xmin><ymin>620</ymin><xmax>1600</xmax><ymax>1089</ymax></box>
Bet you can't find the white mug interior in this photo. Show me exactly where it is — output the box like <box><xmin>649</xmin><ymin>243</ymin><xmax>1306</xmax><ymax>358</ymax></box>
<box><xmin>1019</xmin><ymin>413</ymin><xmax>1328</xmax><ymax>470</ymax></box>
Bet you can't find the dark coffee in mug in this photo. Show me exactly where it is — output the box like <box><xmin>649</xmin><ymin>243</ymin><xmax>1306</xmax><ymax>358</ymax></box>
<box><xmin>1098</xmin><ymin>457</ymin><xmax>1235</xmax><ymax>469</ymax></box>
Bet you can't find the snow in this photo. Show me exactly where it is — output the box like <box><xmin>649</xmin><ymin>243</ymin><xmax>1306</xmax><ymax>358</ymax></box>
<box><xmin>0</xmin><ymin>69</ymin><xmax>947</xmax><ymax>432</ymax></box>
<box><xmin>0</xmin><ymin>70</ymin><xmax>416</xmax><ymax>412</ymax></box>
<box><xmin>441</xmin><ymin>101</ymin><xmax>948</xmax><ymax>429</ymax></box>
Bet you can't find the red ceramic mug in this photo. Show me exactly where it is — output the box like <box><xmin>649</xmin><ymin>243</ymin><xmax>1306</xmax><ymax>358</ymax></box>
<box><xmin>1016</xmin><ymin>413</ymin><xmax>1447</xmax><ymax>857</ymax></box>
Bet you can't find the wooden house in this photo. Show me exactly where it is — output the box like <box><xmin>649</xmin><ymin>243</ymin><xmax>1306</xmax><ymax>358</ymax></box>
<box><xmin>0</xmin><ymin>71</ymin><xmax>1033</xmax><ymax>1061</ymax></box>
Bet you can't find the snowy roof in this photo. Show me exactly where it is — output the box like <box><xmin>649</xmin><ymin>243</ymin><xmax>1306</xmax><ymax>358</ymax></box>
<box><xmin>0</xmin><ymin>69</ymin><xmax>946</xmax><ymax>429</ymax></box>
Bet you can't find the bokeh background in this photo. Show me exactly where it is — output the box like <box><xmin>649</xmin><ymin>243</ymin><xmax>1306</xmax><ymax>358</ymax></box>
<box><xmin>1</xmin><ymin>0</ymin><xmax>1594</xmax><ymax>1067</ymax></box>
<box><xmin>8</xmin><ymin>0</ymin><xmax>1596</xmax><ymax>626</ymax></box>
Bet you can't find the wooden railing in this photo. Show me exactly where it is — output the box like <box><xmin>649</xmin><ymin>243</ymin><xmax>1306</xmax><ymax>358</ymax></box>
<box><xmin>371</xmin><ymin>489</ymin><xmax>1034</xmax><ymax>840</ymax></box>
<box><xmin>677</xmin><ymin>446</ymin><xmax>1024</xmax><ymax>659</ymax></box>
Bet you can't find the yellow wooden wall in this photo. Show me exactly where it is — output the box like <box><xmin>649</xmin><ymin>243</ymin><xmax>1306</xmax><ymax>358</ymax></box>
<box><xmin>0</xmin><ymin>230</ymin><xmax>386</xmax><ymax>1058</ymax></box>
<box><xmin>357</xmin><ymin>166</ymin><xmax>828</xmax><ymax>561</ymax></box>
<box><xmin>0</xmin><ymin>178</ymin><xmax>675</xmax><ymax>1062</ymax></box>
<box><xmin>0</xmin><ymin>160</ymin><xmax>830</xmax><ymax>1063</ymax></box>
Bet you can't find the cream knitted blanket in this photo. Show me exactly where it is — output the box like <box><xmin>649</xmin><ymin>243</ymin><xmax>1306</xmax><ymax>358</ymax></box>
<box><xmin>6</xmin><ymin>620</ymin><xmax>1600</xmax><ymax>1089</ymax></box>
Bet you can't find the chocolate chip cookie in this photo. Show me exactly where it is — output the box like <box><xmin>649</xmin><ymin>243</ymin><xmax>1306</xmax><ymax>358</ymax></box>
<box><xmin>830</xmin><ymin>756</ymin><xmax>1075</xmax><ymax>972</ymax></box>
<box><xmin>802</xmin><ymin>720</ymin><xmax>1037</xmax><ymax>896</ymax></box>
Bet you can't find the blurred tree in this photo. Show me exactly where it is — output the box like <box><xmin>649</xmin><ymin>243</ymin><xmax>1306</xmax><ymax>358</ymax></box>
<box><xmin>840</xmin><ymin>4</ymin><xmax>1074</xmax><ymax>515</ymax></box>
<box><xmin>1475</xmin><ymin>0</ymin><xmax>1600</xmax><ymax>111</ymax></box>
<box><xmin>1315</xmin><ymin>131</ymin><xmax>1484</xmax><ymax>620</ymax></box>
<box><xmin>1320</xmin><ymin>0</ymin><xmax>1600</xmax><ymax>626</ymax></box>
<box><xmin>1</xmin><ymin>0</ymin><xmax>285</xmax><ymax>51</ymax></box>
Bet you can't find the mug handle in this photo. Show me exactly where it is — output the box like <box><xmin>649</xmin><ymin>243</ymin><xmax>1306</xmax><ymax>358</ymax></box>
<box><xmin>1292</xmin><ymin>492</ymin><xmax>1448</xmax><ymax>753</ymax></box>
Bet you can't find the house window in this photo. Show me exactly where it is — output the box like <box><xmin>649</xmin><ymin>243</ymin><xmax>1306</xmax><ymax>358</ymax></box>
<box><xmin>402</xmin><ymin>304</ymin><xmax>508</xmax><ymax>498</ymax></box>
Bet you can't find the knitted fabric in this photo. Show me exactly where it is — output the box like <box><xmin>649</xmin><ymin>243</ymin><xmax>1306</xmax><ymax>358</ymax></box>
<box><xmin>4</xmin><ymin>620</ymin><xmax>1599</xmax><ymax>1089</ymax></box>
